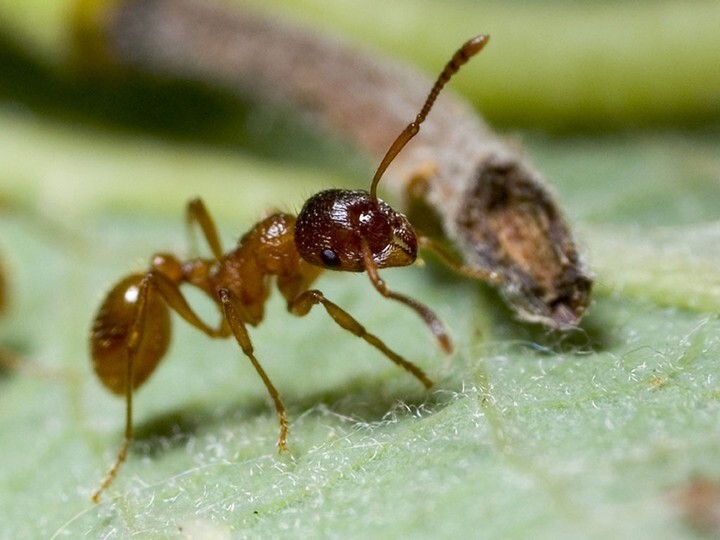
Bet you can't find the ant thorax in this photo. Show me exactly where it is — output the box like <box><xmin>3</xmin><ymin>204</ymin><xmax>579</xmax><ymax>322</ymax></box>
<box><xmin>295</xmin><ymin>189</ymin><xmax>417</xmax><ymax>273</ymax></box>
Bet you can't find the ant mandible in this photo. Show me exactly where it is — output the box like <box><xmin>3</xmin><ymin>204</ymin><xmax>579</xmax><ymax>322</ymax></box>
<box><xmin>89</xmin><ymin>35</ymin><xmax>493</xmax><ymax>502</ymax></box>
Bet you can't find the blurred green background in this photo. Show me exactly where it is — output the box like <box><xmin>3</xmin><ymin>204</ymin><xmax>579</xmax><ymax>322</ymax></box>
<box><xmin>0</xmin><ymin>0</ymin><xmax>719</xmax><ymax>538</ymax></box>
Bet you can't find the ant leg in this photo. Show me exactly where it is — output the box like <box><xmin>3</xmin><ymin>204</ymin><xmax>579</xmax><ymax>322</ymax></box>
<box><xmin>148</xmin><ymin>270</ymin><xmax>227</xmax><ymax>337</ymax></box>
<box><xmin>361</xmin><ymin>242</ymin><xmax>453</xmax><ymax>354</ymax></box>
<box><xmin>91</xmin><ymin>382</ymin><xmax>134</xmax><ymax>502</ymax></box>
<box><xmin>186</xmin><ymin>198</ymin><xmax>224</xmax><ymax>260</ymax></box>
<box><xmin>0</xmin><ymin>348</ymin><xmax>21</xmax><ymax>372</ymax></box>
<box><xmin>289</xmin><ymin>289</ymin><xmax>433</xmax><ymax>389</ymax></box>
<box><xmin>417</xmin><ymin>236</ymin><xmax>502</xmax><ymax>284</ymax></box>
<box><xmin>217</xmin><ymin>288</ymin><xmax>289</xmax><ymax>452</ymax></box>
<box><xmin>0</xmin><ymin>349</ymin><xmax>67</xmax><ymax>380</ymax></box>
<box><xmin>91</xmin><ymin>274</ymin><xmax>155</xmax><ymax>503</ymax></box>
<box><xmin>91</xmin><ymin>272</ymin><xmax>226</xmax><ymax>502</ymax></box>
<box><xmin>0</xmin><ymin>265</ymin><xmax>6</xmax><ymax>316</ymax></box>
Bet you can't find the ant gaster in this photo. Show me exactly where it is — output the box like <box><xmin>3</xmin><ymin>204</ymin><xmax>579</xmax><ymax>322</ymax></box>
<box><xmin>89</xmin><ymin>35</ymin><xmax>492</xmax><ymax>502</ymax></box>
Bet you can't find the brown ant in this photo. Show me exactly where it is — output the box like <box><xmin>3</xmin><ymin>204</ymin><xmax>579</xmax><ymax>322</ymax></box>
<box><xmin>0</xmin><ymin>255</ymin><xmax>11</xmax><ymax>370</ymax></box>
<box><xmin>0</xmin><ymin>268</ymin><xmax>22</xmax><ymax>375</ymax></box>
<box><xmin>0</xmin><ymin>231</ymin><xmax>15</xmax><ymax>369</ymax></box>
<box><xmin>89</xmin><ymin>35</ymin><xmax>494</xmax><ymax>502</ymax></box>
<box><xmin>0</xmin><ymin>256</ymin><xmax>6</xmax><ymax>318</ymax></box>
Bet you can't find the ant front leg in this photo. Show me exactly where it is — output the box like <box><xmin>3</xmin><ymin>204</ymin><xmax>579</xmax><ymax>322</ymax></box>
<box><xmin>288</xmin><ymin>288</ymin><xmax>433</xmax><ymax>389</ymax></box>
<box><xmin>217</xmin><ymin>288</ymin><xmax>289</xmax><ymax>451</ymax></box>
<box><xmin>361</xmin><ymin>241</ymin><xmax>453</xmax><ymax>354</ymax></box>
<box><xmin>417</xmin><ymin>236</ymin><xmax>503</xmax><ymax>285</ymax></box>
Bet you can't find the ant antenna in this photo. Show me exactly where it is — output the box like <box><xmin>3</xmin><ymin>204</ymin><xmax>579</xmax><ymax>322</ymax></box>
<box><xmin>369</xmin><ymin>35</ymin><xmax>489</xmax><ymax>202</ymax></box>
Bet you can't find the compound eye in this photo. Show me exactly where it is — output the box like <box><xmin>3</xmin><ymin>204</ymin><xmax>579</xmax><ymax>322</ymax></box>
<box><xmin>320</xmin><ymin>248</ymin><xmax>341</xmax><ymax>268</ymax></box>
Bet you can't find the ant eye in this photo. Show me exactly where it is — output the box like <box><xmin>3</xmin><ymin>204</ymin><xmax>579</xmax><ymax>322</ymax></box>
<box><xmin>320</xmin><ymin>249</ymin><xmax>341</xmax><ymax>268</ymax></box>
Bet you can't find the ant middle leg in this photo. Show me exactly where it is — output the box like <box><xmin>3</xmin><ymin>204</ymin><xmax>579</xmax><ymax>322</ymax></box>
<box><xmin>288</xmin><ymin>289</ymin><xmax>433</xmax><ymax>389</ymax></box>
<box><xmin>186</xmin><ymin>197</ymin><xmax>224</xmax><ymax>260</ymax></box>
<box><xmin>217</xmin><ymin>287</ymin><xmax>289</xmax><ymax>451</ymax></box>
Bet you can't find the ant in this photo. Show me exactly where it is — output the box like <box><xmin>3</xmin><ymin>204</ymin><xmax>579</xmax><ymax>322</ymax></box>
<box><xmin>0</xmin><ymin>259</ymin><xmax>22</xmax><ymax>376</ymax></box>
<box><xmin>89</xmin><ymin>35</ymin><xmax>495</xmax><ymax>502</ymax></box>
<box><xmin>0</xmin><ymin>256</ymin><xmax>6</xmax><ymax>318</ymax></box>
<box><xmin>0</xmin><ymin>235</ymin><xmax>15</xmax><ymax>369</ymax></box>
<box><xmin>0</xmin><ymin>256</ymin><xmax>11</xmax><ymax>370</ymax></box>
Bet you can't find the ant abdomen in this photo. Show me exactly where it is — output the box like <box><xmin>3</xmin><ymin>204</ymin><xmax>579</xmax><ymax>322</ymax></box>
<box><xmin>295</xmin><ymin>189</ymin><xmax>418</xmax><ymax>272</ymax></box>
<box><xmin>90</xmin><ymin>273</ymin><xmax>171</xmax><ymax>395</ymax></box>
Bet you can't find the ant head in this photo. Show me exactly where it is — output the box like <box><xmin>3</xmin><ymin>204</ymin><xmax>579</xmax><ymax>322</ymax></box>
<box><xmin>296</xmin><ymin>36</ymin><xmax>489</xmax><ymax>274</ymax></box>
<box><xmin>295</xmin><ymin>189</ymin><xmax>417</xmax><ymax>272</ymax></box>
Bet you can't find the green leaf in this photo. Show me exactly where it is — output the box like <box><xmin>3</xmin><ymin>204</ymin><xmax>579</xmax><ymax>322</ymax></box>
<box><xmin>2</xmin><ymin>107</ymin><xmax>719</xmax><ymax>539</ymax></box>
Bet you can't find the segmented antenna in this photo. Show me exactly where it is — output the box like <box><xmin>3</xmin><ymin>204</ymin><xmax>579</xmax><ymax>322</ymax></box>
<box><xmin>369</xmin><ymin>35</ymin><xmax>489</xmax><ymax>201</ymax></box>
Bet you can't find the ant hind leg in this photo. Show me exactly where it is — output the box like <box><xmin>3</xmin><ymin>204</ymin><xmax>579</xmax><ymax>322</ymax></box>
<box><xmin>90</xmin><ymin>271</ymin><xmax>225</xmax><ymax>502</ymax></box>
<box><xmin>90</xmin><ymin>273</ymin><xmax>156</xmax><ymax>503</ymax></box>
